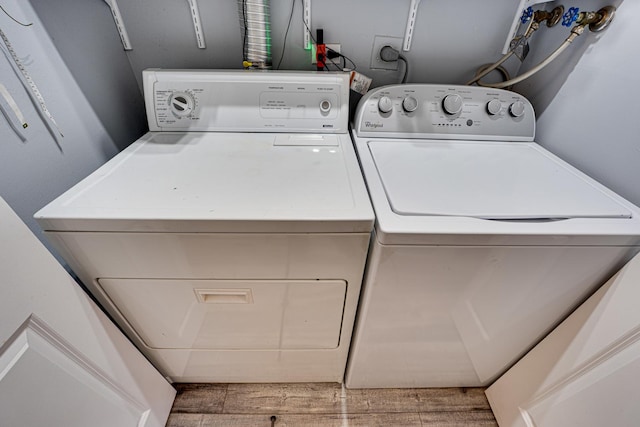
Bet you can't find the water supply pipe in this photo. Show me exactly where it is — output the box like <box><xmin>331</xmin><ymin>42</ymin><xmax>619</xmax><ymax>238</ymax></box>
<box><xmin>472</xmin><ymin>6</ymin><xmax>616</xmax><ymax>89</ymax></box>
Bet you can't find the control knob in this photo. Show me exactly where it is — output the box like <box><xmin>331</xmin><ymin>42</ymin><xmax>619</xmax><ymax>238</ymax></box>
<box><xmin>486</xmin><ymin>99</ymin><xmax>502</xmax><ymax>115</ymax></box>
<box><xmin>509</xmin><ymin>100</ymin><xmax>526</xmax><ymax>118</ymax></box>
<box><xmin>169</xmin><ymin>92</ymin><xmax>195</xmax><ymax>117</ymax></box>
<box><xmin>442</xmin><ymin>94</ymin><xmax>463</xmax><ymax>115</ymax></box>
<box><xmin>319</xmin><ymin>99</ymin><xmax>332</xmax><ymax>114</ymax></box>
<box><xmin>378</xmin><ymin>96</ymin><xmax>394</xmax><ymax>114</ymax></box>
<box><xmin>402</xmin><ymin>96</ymin><xmax>418</xmax><ymax>113</ymax></box>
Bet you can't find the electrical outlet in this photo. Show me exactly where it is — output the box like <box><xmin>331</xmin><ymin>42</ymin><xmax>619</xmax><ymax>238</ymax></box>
<box><xmin>370</xmin><ymin>35</ymin><xmax>402</xmax><ymax>70</ymax></box>
<box><xmin>311</xmin><ymin>43</ymin><xmax>341</xmax><ymax>65</ymax></box>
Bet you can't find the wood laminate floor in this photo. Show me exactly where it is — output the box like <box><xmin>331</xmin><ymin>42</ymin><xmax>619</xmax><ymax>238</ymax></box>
<box><xmin>166</xmin><ymin>383</ymin><xmax>497</xmax><ymax>427</ymax></box>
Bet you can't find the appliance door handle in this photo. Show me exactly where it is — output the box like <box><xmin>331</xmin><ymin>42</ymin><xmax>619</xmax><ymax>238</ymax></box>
<box><xmin>194</xmin><ymin>288</ymin><xmax>254</xmax><ymax>304</ymax></box>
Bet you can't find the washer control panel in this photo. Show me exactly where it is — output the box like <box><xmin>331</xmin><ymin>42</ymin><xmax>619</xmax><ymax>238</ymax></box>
<box><xmin>354</xmin><ymin>84</ymin><xmax>535</xmax><ymax>141</ymax></box>
<box><xmin>144</xmin><ymin>69</ymin><xmax>350</xmax><ymax>133</ymax></box>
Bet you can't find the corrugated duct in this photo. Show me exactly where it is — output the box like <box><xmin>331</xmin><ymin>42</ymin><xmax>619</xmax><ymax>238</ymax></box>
<box><xmin>238</xmin><ymin>0</ymin><xmax>272</xmax><ymax>68</ymax></box>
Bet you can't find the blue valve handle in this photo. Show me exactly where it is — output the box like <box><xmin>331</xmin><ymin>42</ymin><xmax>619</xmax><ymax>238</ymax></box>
<box><xmin>562</xmin><ymin>7</ymin><xmax>580</xmax><ymax>27</ymax></box>
<box><xmin>520</xmin><ymin>6</ymin><xmax>534</xmax><ymax>24</ymax></box>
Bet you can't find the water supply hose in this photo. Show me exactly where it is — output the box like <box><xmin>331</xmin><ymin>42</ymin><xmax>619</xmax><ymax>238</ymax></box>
<box><xmin>466</xmin><ymin>11</ymin><xmax>539</xmax><ymax>86</ymax></box>
<box><xmin>470</xmin><ymin>6</ymin><xmax>615</xmax><ymax>88</ymax></box>
<box><xmin>479</xmin><ymin>25</ymin><xmax>584</xmax><ymax>89</ymax></box>
<box><xmin>466</xmin><ymin>51</ymin><xmax>514</xmax><ymax>86</ymax></box>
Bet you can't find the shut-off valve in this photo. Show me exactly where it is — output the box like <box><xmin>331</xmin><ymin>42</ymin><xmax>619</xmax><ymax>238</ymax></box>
<box><xmin>468</xmin><ymin>4</ymin><xmax>617</xmax><ymax>88</ymax></box>
<box><xmin>521</xmin><ymin>6</ymin><xmax>565</xmax><ymax>27</ymax></box>
<box><xmin>562</xmin><ymin>6</ymin><xmax>616</xmax><ymax>32</ymax></box>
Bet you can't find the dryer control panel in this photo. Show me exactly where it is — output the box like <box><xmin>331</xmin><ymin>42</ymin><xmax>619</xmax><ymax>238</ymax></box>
<box><xmin>143</xmin><ymin>69</ymin><xmax>350</xmax><ymax>133</ymax></box>
<box><xmin>353</xmin><ymin>84</ymin><xmax>535</xmax><ymax>141</ymax></box>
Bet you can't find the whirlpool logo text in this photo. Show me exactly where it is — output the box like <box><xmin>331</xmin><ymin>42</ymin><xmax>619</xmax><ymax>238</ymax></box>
<box><xmin>364</xmin><ymin>121</ymin><xmax>383</xmax><ymax>129</ymax></box>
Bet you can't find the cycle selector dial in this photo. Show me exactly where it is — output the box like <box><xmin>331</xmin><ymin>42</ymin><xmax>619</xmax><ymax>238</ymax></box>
<box><xmin>378</xmin><ymin>96</ymin><xmax>394</xmax><ymax>114</ymax></box>
<box><xmin>486</xmin><ymin>99</ymin><xmax>502</xmax><ymax>115</ymax></box>
<box><xmin>402</xmin><ymin>96</ymin><xmax>418</xmax><ymax>112</ymax></box>
<box><xmin>442</xmin><ymin>94</ymin><xmax>463</xmax><ymax>115</ymax></box>
<box><xmin>509</xmin><ymin>100</ymin><xmax>526</xmax><ymax>118</ymax></box>
<box><xmin>169</xmin><ymin>92</ymin><xmax>195</xmax><ymax>117</ymax></box>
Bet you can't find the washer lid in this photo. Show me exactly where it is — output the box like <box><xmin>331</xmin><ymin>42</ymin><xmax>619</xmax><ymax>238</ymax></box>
<box><xmin>369</xmin><ymin>141</ymin><xmax>632</xmax><ymax>220</ymax></box>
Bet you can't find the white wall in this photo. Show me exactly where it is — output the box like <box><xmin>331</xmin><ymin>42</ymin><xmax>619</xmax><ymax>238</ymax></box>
<box><xmin>514</xmin><ymin>0</ymin><xmax>640</xmax><ymax>206</ymax></box>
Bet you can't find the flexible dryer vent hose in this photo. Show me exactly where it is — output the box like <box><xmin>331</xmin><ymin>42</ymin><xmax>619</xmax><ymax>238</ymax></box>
<box><xmin>238</xmin><ymin>0</ymin><xmax>272</xmax><ymax>68</ymax></box>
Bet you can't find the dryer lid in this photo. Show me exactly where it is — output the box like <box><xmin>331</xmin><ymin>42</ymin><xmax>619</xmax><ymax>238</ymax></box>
<box><xmin>34</xmin><ymin>132</ymin><xmax>374</xmax><ymax>233</ymax></box>
<box><xmin>368</xmin><ymin>140</ymin><xmax>632</xmax><ymax>220</ymax></box>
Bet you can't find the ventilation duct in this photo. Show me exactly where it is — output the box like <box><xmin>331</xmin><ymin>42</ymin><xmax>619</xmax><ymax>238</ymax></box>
<box><xmin>237</xmin><ymin>0</ymin><xmax>272</xmax><ymax>68</ymax></box>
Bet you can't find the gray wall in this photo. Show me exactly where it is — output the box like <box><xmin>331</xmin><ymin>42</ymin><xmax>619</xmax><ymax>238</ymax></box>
<box><xmin>104</xmin><ymin>0</ymin><xmax>525</xmax><ymax>88</ymax></box>
<box><xmin>514</xmin><ymin>0</ymin><xmax>640</xmax><ymax>206</ymax></box>
<box><xmin>0</xmin><ymin>0</ymin><xmax>127</xmax><ymax>255</ymax></box>
<box><xmin>29</xmin><ymin>0</ymin><xmax>147</xmax><ymax>151</ymax></box>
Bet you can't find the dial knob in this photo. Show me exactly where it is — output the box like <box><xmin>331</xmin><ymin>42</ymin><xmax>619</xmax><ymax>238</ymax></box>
<box><xmin>319</xmin><ymin>99</ymin><xmax>332</xmax><ymax>114</ymax></box>
<box><xmin>169</xmin><ymin>92</ymin><xmax>195</xmax><ymax>117</ymax></box>
<box><xmin>486</xmin><ymin>99</ymin><xmax>502</xmax><ymax>115</ymax></box>
<box><xmin>509</xmin><ymin>101</ymin><xmax>526</xmax><ymax>117</ymax></box>
<box><xmin>378</xmin><ymin>96</ymin><xmax>394</xmax><ymax>114</ymax></box>
<box><xmin>402</xmin><ymin>96</ymin><xmax>418</xmax><ymax>113</ymax></box>
<box><xmin>442</xmin><ymin>94</ymin><xmax>463</xmax><ymax>115</ymax></box>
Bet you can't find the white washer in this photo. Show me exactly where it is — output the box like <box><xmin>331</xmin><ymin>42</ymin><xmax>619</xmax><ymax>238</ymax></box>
<box><xmin>35</xmin><ymin>70</ymin><xmax>374</xmax><ymax>383</ymax></box>
<box><xmin>346</xmin><ymin>84</ymin><xmax>640</xmax><ymax>388</ymax></box>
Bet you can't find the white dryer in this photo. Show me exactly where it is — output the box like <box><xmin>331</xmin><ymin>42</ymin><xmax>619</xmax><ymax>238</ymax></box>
<box><xmin>346</xmin><ymin>84</ymin><xmax>640</xmax><ymax>388</ymax></box>
<box><xmin>35</xmin><ymin>70</ymin><xmax>374</xmax><ymax>383</ymax></box>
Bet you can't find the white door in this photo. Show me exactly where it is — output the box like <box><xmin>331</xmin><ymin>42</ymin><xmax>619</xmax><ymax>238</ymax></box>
<box><xmin>486</xmin><ymin>252</ymin><xmax>640</xmax><ymax>427</ymax></box>
<box><xmin>0</xmin><ymin>197</ymin><xmax>175</xmax><ymax>427</ymax></box>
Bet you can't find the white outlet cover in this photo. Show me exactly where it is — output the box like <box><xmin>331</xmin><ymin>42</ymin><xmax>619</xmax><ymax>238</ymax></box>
<box><xmin>370</xmin><ymin>35</ymin><xmax>403</xmax><ymax>70</ymax></box>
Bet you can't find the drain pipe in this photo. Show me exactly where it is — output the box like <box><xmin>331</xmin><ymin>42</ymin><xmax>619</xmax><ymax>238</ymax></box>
<box><xmin>238</xmin><ymin>0</ymin><xmax>272</xmax><ymax>69</ymax></box>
